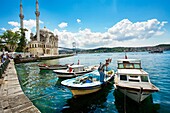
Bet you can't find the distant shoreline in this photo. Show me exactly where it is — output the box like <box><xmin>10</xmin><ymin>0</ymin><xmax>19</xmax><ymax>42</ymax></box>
<box><xmin>60</xmin><ymin>44</ymin><xmax>170</xmax><ymax>54</ymax></box>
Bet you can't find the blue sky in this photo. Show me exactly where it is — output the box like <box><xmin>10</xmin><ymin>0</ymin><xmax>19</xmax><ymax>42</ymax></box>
<box><xmin>0</xmin><ymin>0</ymin><xmax>170</xmax><ymax>48</ymax></box>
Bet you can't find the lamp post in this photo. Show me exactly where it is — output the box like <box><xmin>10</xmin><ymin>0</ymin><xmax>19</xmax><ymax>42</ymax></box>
<box><xmin>72</xmin><ymin>42</ymin><xmax>76</xmax><ymax>54</ymax></box>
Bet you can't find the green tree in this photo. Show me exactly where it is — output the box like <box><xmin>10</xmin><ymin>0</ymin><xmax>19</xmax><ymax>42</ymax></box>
<box><xmin>0</xmin><ymin>30</ymin><xmax>20</xmax><ymax>52</ymax></box>
<box><xmin>16</xmin><ymin>28</ymin><xmax>28</xmax><ymax>52</ymax></box>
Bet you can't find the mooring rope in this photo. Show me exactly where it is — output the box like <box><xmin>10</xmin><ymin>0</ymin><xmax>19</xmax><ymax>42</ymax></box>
<box><xmin>124</xmin><ymin>89</ymin><xmax>126</xmax><ymax>113</ymax></box>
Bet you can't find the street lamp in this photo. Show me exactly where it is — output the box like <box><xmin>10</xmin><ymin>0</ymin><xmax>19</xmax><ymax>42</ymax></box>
<box><xmin>72</xmin><ymin>42</ymin><xmax>76</xmax><ymax>54</ymax></box>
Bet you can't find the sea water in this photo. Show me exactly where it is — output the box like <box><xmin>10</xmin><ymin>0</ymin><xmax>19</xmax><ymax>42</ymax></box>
<box><xmin>15</xmin><ymin>51</ymin><xmax>170</xmax><ymax>113</ymax></box>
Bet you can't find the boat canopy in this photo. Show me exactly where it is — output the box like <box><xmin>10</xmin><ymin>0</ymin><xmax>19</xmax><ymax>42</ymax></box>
<box><xmin>117</xmin><ymin>69</ymin><xmax>148</xmax><ymax>75</ymax></box>
<box><xmin>68</xmin><ymin>65</ymin><xmax>84</xmax><ymax>68</ymax></box>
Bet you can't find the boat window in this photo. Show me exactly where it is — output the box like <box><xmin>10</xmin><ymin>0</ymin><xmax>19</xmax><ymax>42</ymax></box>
<box><xmin>125</xmin><ymin>63</ymin><xmax>133</xmax><ymax>69</ymax></box>
<box><xmin>74</xmin><ymin>67</ymin><xmax>84</xmax><ymax>72</ymax></box>
<box><xmin>129</xmin><ymin>79</ymin><xmax>140</xmax><ymax>82</ymax></box>
<box><xmin>134</xmin><ymin>64</ymin><xmax>141</xmax><ymax>69</ymax></box>
<box><xmin>120</xmin><ymin>75</ymin><xmax>127</xmax><ymax>81</ymax></box>
<box><xmin>130</xmin><ymin>76</ymin><xmax>138</xmax><ymax>78</ymax></box>
<box><xmin>118</xmin><ymin>64</ymin><xmax>124</xmax><ymax>69</ymax></box>
<box><xmin>141</xmin><ymin>76</ymin><xmax>148</xmax><ymax>82</ymax></box>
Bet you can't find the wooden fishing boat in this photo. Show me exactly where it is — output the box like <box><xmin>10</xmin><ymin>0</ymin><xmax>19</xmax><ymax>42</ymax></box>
<box><xmin>53</xmin><ymin>65</ymin><xmax>98</xmax><ymax>78</ymax></box>
<box><xmin>38</xmin><ymin>64</ymin><xmax>68</xmax><ymax>70</ymax></box>
<box><xmin>149</xmin><ymin>50</ymin><xmax>163</xmax><ymax>53</ymax></box>
<box><xmin>114</xmin><ymin>59</ymin><xmax>159</xmax><ymax>103</ymax></box>
<box><xmin>61</xmin><ymin>70</ymin><xmax>114</xmax><ymax>97</ymax></box>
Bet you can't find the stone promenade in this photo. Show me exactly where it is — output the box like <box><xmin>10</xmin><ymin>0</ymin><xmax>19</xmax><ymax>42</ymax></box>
<box><xmin>0</xmin><ymin>59</ymin><xmax>40</xmax><ymax>113</ymax></box>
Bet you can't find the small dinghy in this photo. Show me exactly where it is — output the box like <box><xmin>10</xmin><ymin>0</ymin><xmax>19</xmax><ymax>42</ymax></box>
<box><xmin>61</xmin><ymin>69</ymin><xmax>114</xmax><ymax>97</ymax></box>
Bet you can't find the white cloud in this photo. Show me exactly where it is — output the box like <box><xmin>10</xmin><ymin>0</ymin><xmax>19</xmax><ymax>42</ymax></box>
<box><xmin>8</xmin><ymin>21</ymin><xmax>20</xmax><ymax>27</ymax></box>
<box><xmin>1</xmin><ymin>28</ymin><xmax>7</xmax><ymax>31</ymax></box>
<box><xmin>7</xmin><ymin>19</ymin><xmax>44</xmax><ymax>41</ymax></box>
<box><xmin>106</xmin><ymin>19</ymin><xmax>167</xmax><ymax>41</ymax></box>
<box><xmin>58</xmin><ymin>22</ymin><xmax>68</xmax><ymax>28</ymax></box>
<box><xmin>23</xmin><ymin>19</ymin><xmax>43</xmax><ymax>30</ymax></box>
<box><xmin>54</xmin><ymin>19</ymin><xmax>167</xmax><ymax>48</ymax></box>
<box><xmin>77</xmin><ymin>19</ymin><xmax>81</xmax><ymax>23</ymax></box>
<box><xmin>11</xmin><ymin>27</ymin><xmax>20</xmax><ymax>32</ymax></box>
<box><xmin>4</xmin><ymin>18</ymin><xmax>167</xmax><ymax>48</ymax></box>
<box><xmin>8</xmin><ymin>19</ymin><xmax>44</xmax><ymax>30</ymax></box>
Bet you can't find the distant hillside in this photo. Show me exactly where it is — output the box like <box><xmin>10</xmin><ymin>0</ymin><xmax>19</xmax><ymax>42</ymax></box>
<box><xmin>155</xmin><ymin>44</ymin><xmax>170</xmax><ymax>48</ymax></box>
<box><xmin>80</xmin><ymin>44</ymin><xmax>170</xmax><ymax>53</ymax></box>
<box><xmin>59</xmin><ymin>44</ymin><xmax>170</xmax><ymax>54</ymax></box>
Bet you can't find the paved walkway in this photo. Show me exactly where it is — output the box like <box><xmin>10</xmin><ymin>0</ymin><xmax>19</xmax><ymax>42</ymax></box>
<box><xmin>0</xmin><ymin>59</ymin><xmax>40</xmax><ymax>113</ymax></box>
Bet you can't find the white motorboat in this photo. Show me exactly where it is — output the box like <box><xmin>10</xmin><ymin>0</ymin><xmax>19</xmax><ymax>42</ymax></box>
<box><xmin>61</xmin><ymin>69</ymin><xmax>114</xmax><ymax>97</ymax></box>
<box><xmin>114</xmin><ymin>59</ymin><xmax>159</xmax><ymax>103</ymax></box>
<box><xmin>53</xmin><ymin>64</ymin><xmax>98</xmax><ymax>78</ymax></box>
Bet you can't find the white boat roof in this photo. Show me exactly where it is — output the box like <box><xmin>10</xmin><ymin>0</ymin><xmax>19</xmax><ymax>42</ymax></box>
<box><xmin>68</xmin><ymin>65</ymin><xmax>84</xmax><ymax>68</ymax></box>
<box><xmin>117</xmin><ymin>69</ymin><xmax>148</xmax><ymax>75</ymax></box>
<box><xmin>117</xmin><ymin>59</ymin><xmax>141</xmax><ymax>63</ymax></box>
<box><xmin>53</xmin><ymin>70</ymin><xmax>68</xmax><ymax>73</ymax></box>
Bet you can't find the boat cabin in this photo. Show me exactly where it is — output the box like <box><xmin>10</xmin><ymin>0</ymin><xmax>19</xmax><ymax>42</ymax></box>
<box><xmin>67</xmin><ymin>65</ymin><xmax>85</xmax><ymax>72</ymax></box>
<box><xmin>117</xmin><ymin>69</ymin><xmax>150</xmax><ymax>83</ymax></box>
<box><xmin>116</xmin><ymin>59</ymin><xmax>150</xmax><ymax>83</ymax></box>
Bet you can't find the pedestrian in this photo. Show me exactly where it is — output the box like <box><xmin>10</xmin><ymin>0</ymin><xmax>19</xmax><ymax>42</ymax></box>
<box><xmin>98</xmin><ymin>60</ymin><xmax>110</xmax><ymax>83</ymax></box>
<box><xmin>1</xmin><ymin>53</ymin><xmax>4</xmax><ymax>63</ymax></box>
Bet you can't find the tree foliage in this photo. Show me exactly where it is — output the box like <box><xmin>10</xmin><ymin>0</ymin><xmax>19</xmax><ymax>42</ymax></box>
<box><xmin>0</xmin><ymin>30</ymin><xmax>20</xmax><ymax>51</ymax></box>
<box><xmin>0</xmin><ymin>28</ymin><xmax>28</xmax><ymax>52</ymax></box>
<box><xmin>1</xmin><ymin>30</ymin><xmax>20</xmax><ymax>44</ymax></box>
<box><xmin>16</xmin><ymin>28</ymin><xmax>28</xmax><ymax>52</ymax></box>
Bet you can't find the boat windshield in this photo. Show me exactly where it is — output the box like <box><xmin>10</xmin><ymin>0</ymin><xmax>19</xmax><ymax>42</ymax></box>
<box><xmin>118</xmin><ymin>63</ymin><xmax>141</xmax><ymax>69</ymax></box>
<box><xmin>74</xmin><ymin>67</ymin><xmax>84</xmax><ymax>72</ymax></box>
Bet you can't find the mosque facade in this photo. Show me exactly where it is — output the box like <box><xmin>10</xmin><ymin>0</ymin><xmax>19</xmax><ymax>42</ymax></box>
<box><xmin>28</xmin><ymin>27</ymin><xmax>58</xmax><ymax>56</ymax></box>
<box><xmin>20</xmin><ymin>0</ymin><xmax>58</xmax><ymax>56</ymax></box>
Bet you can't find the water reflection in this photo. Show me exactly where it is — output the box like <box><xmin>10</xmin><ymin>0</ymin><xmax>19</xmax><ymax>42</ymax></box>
<box><xmin>61</xmin><ymin>82</ymin><xmax>114</xmax><ymax>113</ymax></box>
<box><xmin>114</xmin><ymin>90</ymin><xmax>160</xmax><ymax>113</ymax></box>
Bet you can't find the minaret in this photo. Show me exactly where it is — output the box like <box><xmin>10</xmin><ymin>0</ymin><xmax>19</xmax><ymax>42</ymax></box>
<box><xmin>35</xmin><ymin>0</ymin><xmax>40</xmax><ymax>41</ymax></box>
<box><xmin>19</xmin><ymin>0</ymin><xmax>24</xmax><ymax>29</ymax></box>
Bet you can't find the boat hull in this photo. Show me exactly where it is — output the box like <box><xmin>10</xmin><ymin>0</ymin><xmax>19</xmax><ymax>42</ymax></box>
<box><xmin>61</xmin><ymin>70</ymin><xmax>115</xmax><ymax>96</ymax></box>
<box><xmin>149</xmin><ymin>50</ymin><xmax>163</xmax><ymax>53</ymax></box>
<box><xmin>39</xmin><ymin>66</ymin><xmax>67</xmax><ymax>70</ymax></box>
<box><xmin>69</xmin><ymin>85</ymin><xmax>102</xmax><ymax>97</ymax></box>
<box><xmin>114</xmin><ymin>85</ymin><xmax>154</xmax><ymax>103</ymax></box>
